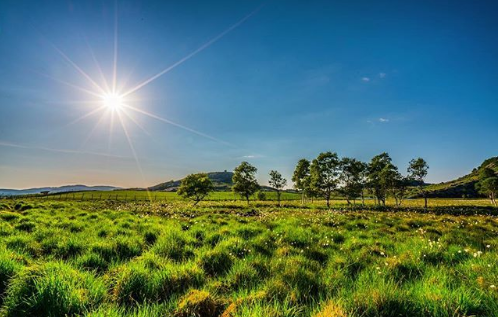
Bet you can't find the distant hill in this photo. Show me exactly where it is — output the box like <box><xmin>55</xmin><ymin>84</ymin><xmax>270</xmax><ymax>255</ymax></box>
<box><xmin>149</xmin><ymin>171</ymin><xmax>234</xmax><ymax>191</ymax></box>
<box><xmin>0</xmin><ymin>185</ymin><xmax>119</xmax><ymax>196</ymax></box>
<box><xmin>424</xmin><ymin>157</ymin><xmax>498</xmax><ymax>198</ymax></box>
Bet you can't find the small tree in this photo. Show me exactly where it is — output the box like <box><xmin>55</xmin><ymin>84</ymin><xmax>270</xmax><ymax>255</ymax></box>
<box><xmin>232</xmin><ymin>161</ymin><xmax>260</xmax><ymax>204</ymax></box>
<box><xmin>476</xmin><ymin>167</ymin><xmax>497</xmax><ymax>205</ymax></box>
<box><xmin>177</xmin><ymin>173</ymin><xmax>214</xmax><ymax>205</ymax></box>
<box><xmin>378</xmin><ymin>162</ymin><xmax>401</xmax><ymax>206</ymax></box>
<box><xmin>269</xmin><ymin>170</ymin><xmax>287</xmax><ymax>206</ymax></box>
<box><xmin>339</xmin><ymin>157</ymin><xmax>366</xmax><ymax>206</ymax></box>
<box><xmin>292</xmin><ymin>159</ymin><xmax>310</xmax><ymax>204</ymax></box>
<box><xmin>368</xmin><ymin>153</ymin><xmax>393</xmax><ymax>206</ymax></box>
<box><xmin>408</xmin><ymin>158</ymin><xmax>429</xmax><ymax>209</ymax></box>
<box><xmin>385</xmin><ymin>167</ymin><xmax>409</xmax><ymax>207</ymax></box>
<box><xmin>310</xmin><ymin>152</ymin><xmax>341</xmax><ymax>208</ymax></box>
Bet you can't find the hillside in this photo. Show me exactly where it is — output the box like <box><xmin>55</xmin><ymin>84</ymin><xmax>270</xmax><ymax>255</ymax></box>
<box><xmin>148</xmin><ymin>171</ymin><xmax>234</xmax><ymax>191</ymax></box>
<box><xmin>0</xmin><ymin>185</ymin><xmax>119</xmax><ymax>196</ymax></box>
<box><xmin>424</xmin><ymin>156</ymin><xmax>498</xmax><ymax>198</ymax></box>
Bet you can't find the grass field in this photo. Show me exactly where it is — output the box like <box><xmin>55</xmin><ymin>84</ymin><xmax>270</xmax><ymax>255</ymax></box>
<box><xmin>35</xmin><ymin>190</ymin><xmax>303</xmax><ymax>202</ymax></box>
<box><xmin>0</xmin><ymin>199</ymin><xmax>497</xmax><ymax>316</ymax></box>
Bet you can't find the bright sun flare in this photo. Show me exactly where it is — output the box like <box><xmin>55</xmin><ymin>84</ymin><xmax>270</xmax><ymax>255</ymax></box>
<box><xmin>102</xmin><ymin>93</ymin><xmax>124</xmax><ymax>111</ymax></box>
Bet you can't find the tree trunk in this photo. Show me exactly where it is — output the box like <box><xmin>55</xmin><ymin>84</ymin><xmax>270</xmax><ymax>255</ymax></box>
<box><xmin>277</xmin><ymin>191</ymin><xmax>281</xmax><ymax>207</ymax></box>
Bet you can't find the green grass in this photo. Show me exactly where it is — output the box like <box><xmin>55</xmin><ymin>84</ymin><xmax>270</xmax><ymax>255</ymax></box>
<box><xmin>0</xmin><ymin>199</ymin><xmax>496</xmax><ymax>316</ymax></box>
<box><xmin>42</xmin><ymin>190</ymin><xmax>303</xmax><ymax>202</ymax></box>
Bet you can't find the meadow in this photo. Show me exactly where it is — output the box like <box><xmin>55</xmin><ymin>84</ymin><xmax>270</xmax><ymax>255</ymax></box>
<box><xmin>0</xmin><ymin>198</ymin><xmax>496</xmax><ymax>316</ymax></box>
<box><xmin>30</xmin><ymin>190</ymin><xmax>303</xmax><ymax>202</ymax></box>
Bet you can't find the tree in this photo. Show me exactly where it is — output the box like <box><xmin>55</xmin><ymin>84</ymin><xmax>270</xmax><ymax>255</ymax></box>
<box><xmin>378</xmin><ymin>162</ymin><xmax>403</xmax><ymax>206</ymax></box>
<box><xmin>367</xmin><ymin>153</ymin><xmax>393</xmax><ymax>206</ymax></box>
<box><xmin>310</xmin><ymin>152</ymin><xmax>341</xmax><ymax>208</ymax></box>
<box><xmin>269</xmin><ymin>170</ymin><xmax>287</xmax><ymax>206</ymax></box>
<box><xmin>383</xmin><ymin>165</ymin><xmax>409</xmax><ymax>207</ymax></box>
<box><xmin>339</xmin><ymin>157</ymin><xmax>366</xmax><ymax>206</ymax></box>
<box><xmin>177</xmin><ymin>173</ymin><xmax>214</xmax><ymax>205</ymax></box>
<box><xmin>476</xmin><ymin>167</ymin><xmax>498</xmax><ymax>205</ymax></box>
<box><xmin>408</xmin><ymin>158</ymin><xmax>429</xmax><ymax>209</ymax></box>
<box><xmin>232</xmin><ymin>161</ymin><xmax>260</xmax><ymax>204</ymax></box>
<box><xmin>292</xmin><ymin>159</ymin><xmax>310</xmax><ymax>204</ymax></box>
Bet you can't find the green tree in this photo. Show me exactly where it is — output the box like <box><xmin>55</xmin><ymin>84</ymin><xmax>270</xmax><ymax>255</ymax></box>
<box><xmin>177</xmin><ymin>173</ymin><xmax>214</xmax><ymax>205</ymax></box>
<box><xmin>382</xmin><ymin>165</ymin><xmax>408</xmax><ymax>207</ymax></box>
<box><xmin>407</xmin><ymin>158</ymin><xmax>429</xmax><ymax>208</ymax></box>
<box><xmin>232</xmin><ymin>162</ymin><xmax>260</xmax><ymax>204</ymax></box>
<box><xmin>476</xmin><ymin>167</ymin><xmax>497</xmax><ymax>205</ymax></box>
<box><xmin>367</xmin><ymin>153</ymin><xmax>393</xmax><ymax>206</ymax></box>
<box><xmin>269</xmin><ymin>170</ymin><xmax>287</xmax><ymax>206</ymax></box>
<box><xmin>292</xmin><ymin>159</ymin><xmax>310</xmax><ymax>204</ymax></box>
<box><xmin>310</xmin><ymin>152</ymin><xmax>340</xmax><ymax>208</ymax></box>
<box><xmin>378</xmin><ymin>162</ymin><xmax>402</xmax><ymax>206</ymax></box>
<box><xmin>339</xmin><ymin>157</ymin><xmax>366</xmax><ymax>206</ymax></box>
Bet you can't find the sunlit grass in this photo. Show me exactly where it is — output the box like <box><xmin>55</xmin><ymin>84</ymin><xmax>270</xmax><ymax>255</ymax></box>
<box><xmin>0</xmin><ymin>199</ymin><xmax>496</xmax><ymax>316</ymax></box>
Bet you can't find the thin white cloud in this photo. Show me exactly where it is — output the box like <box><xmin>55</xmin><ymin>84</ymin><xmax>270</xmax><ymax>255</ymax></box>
<box><xmin>240</xmin><ymin>154</ymin><xmax>265</xmax><ymax>159</ymax></box>
<box><xmin>0</xmin><ymin>141</ymin><xmax>131</xmax><ymax>159</ymax></box>
<box><xmin>379</xmin><ymin>118</ymin><xmax>389</xmax><ymax>123</ymax></box>
<box><xmin>361</xmin><ymin>77</ymin><xmax>370</xmax><ymax>82</ymax></box>
<box><xmin>379</xmin><ymin>72</ymin><xmax>386</xmax><ymax>78</ymax></box>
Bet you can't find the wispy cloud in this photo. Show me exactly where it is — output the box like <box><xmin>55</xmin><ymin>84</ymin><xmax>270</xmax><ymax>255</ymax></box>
<box><xmin>240</xmin><ymin>154</ymin><xmax>264</xmax><ymax>159</ymax></box>
<box><xmin>0</xmin><ymin>141</ymin><xmax>131</xmax><ymax>159</ymax></box>
<box><xmin>361</xmin><ymin>77</ymin><xmax>370</xmax><ymax>82</ymax></box>
<box><xmin>378</xmin><ymin>117</ymin><xmax>389</xmax><ymax>122</ymax></box>
<box><xmin>379</xmin><ymin>72</ymin><xmax>386</xmax><ymax>78</ymax></box>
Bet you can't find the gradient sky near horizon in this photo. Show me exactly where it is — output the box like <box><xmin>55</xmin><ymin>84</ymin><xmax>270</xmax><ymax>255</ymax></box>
<box><xmin>1</xmin><ymin>0</ymin><xmax>497</xmax><ymax>189</ymax></box>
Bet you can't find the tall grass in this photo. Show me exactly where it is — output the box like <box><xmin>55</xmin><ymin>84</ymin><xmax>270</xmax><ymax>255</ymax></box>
<box><xmin>0</xmin><ymin>199</ymin><xmax>496</xmax><ymax>316</ymax></box>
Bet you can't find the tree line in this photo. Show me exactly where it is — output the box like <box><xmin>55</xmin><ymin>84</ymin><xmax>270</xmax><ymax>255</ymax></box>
<box><xmin>177</xmin><ymin>152</ymin><xmax>432</xmax><ymax>208</ymax></box>
<box><xmin>291</xmin><ymin>152</ymin><xmax>429</xmax><ymax>208</ymax></box>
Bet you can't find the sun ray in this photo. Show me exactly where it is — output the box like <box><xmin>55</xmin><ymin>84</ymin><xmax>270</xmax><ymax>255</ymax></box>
<box><xmin>85</xmin><ymin>36</ymin><xmax>111</xmax><ymax>92</ymax></box>
<box><xmin>120</xmin><ymin>107</ymin><xmax>150</xmax><ymax>136</ymax></box>
<box><xmin>121</xmin><ymin>5</ymin><xmax>263</xmax><ymax>97</ymax></box>
<box><xmin>66</xmin><ymin>105</ymin><xmax>107</xmax><ymax>126</ymax></box>
<box><xmin>36</xmin><ymin>71</ymin><xmax>103</xmax><ymax>98</ymax></box>
<box><xmin>52</xmin><ymin>44</ymin><xmax>107</xmax><ymax>95</ymax></box>
<box><xmin>108</xmin><ymin>110</ymin><xmax>115</xmax><ymax>155</ymax></box>
<box><xmin>79</xmin><ymin>109</ymin><xmax>111</xmax><ymax>150</ymax></box>
<box><xmin>122</xmin><ymin>103</ymin><xmax>232</xmax><ymax>146</ymax></box>
<box><xmin>116</xmin><ymin>111</ymin><xmax>152</xmax><ymax>201</ymax></box>
<box><xmin>113</xmin><ymin>0</ymin><xmax>119</xmax><ymax>94</ymax></box>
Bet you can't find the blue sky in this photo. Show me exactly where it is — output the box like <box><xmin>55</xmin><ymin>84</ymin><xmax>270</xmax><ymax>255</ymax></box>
<box><xmin>1</xmin><ymin>0</ymin><xmax>497</xmax><ymax>189</ymax></box>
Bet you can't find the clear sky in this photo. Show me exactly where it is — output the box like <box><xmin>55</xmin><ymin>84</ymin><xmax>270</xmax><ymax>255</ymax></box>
<box><xmin>1</xmin><ymin>0</ymin><xmax>497</xmax><ymax>189</ymax></box>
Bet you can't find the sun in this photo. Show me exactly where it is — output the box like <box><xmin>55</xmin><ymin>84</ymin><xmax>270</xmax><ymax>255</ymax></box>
<box><xmin>101</xmin><ymin>93</ymin><xmax>124</xmax><ymax>111</ymax></box>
